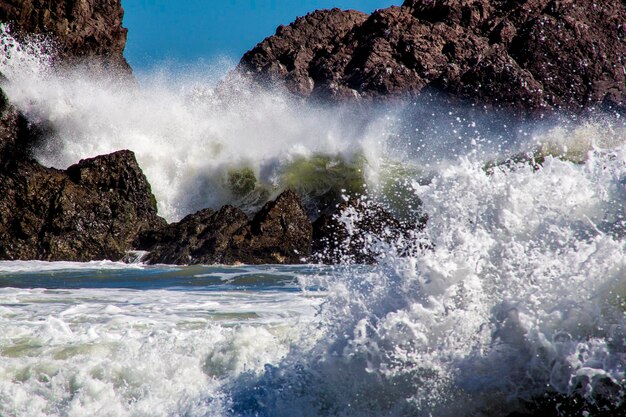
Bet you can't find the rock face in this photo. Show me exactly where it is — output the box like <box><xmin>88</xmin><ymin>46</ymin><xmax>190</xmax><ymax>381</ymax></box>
<box><xmin>0</xmin><ymin>91</ymin><xmax>29</xmax><ymax>168</ymax></box>
<box><xmin>0</xmin><ymin>150</ymin><xmax>165</xmax><ymax>261</ymax></box>
<box><xmin>312</xmin><ymin>197</ymin><xmax>423</xmax><ymax>264</ymax></box>
<box><xmin>0</xmin><ymin>0</ymin><xmax>131</xmax><ymax>164</ymax></box>
<box><xmin>0</xmin><ymin>0</ymin><xmax>130</xmax><ymax>72</ymax></box>
<box><xmin>0</xmin><ymin>0</ymin><xmax>153</xmax><ymax>262</ymax></box>
<box><xmin>136</xmin><ymin>190</ymin><xmax>313</xmax><ymax>265</ymax></box>
<box><xmin>240</xmin><ymin>0</ymin><xmax>626</xmax><ymax>112</ymax></box>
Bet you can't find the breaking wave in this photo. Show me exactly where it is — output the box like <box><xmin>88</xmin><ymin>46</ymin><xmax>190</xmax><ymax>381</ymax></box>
<box><xmin>0</xmin><ymin>24</ymin><xmax>625</xmax><ymax>416</ymax></box>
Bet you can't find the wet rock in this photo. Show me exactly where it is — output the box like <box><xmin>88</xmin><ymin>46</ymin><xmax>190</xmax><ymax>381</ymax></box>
<box><xmin>0</xmin><ymin>92</ymin><xmax>28</xmax><ymax>170</ymax></box>
<box><xmin>0</xmin><ymin>150</ymin><xmax>165</xmax><ymax>261</ymax></box>
<box><xmin>241</xmin><ymin>8</ymin><xmax>368</xmax><ymax>97</ymax></box>
<box><xmin>0</xmin><ymin>0</ymin><xmax>148</xmax><ymax>262</ymax></box>
<box><xmin>240</xmin><ymin>0</ymin><xmax>626</xmax><ymax>112</ymax></box>
<box><xmin>312</xmin><ymin>197</ymin><xmax>425</xmax><ymax>264</ymax></box>
<box><xmin>136</xmin><ymin>206</ymin><xmax>249</xmax><ymax>265</ymax></box>
<box><xmin>0</xmin><ymin>0</ymin><xmax>131</xmax><ymax>170</ymax></box>
<box><xmin>137</xmin><ymin>190</ymin><xmax>313</xmax><ymax>265</ymax></box>
<box><xmin>0</xmin><ymin>0</ymin><xmax>131</xmax><ymax>73</ymax></box>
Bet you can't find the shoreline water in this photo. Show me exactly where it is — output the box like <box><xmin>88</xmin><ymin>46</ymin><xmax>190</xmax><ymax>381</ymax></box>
<box><xmin>1</xmin><ymin>1</ymin><xmax>625</xmax><ymax>415</ymax></box>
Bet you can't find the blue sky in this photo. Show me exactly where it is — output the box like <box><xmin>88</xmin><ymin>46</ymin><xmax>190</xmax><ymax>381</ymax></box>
<box><xmin>122</xmin><ymin>0</ymin><xmax>398</xmax><ymax>70</ymax></box>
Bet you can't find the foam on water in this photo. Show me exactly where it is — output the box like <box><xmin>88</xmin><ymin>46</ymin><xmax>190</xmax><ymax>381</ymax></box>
<box><xmin>226</xmin><ymin>145</ymin><xmax>625</xmax><ymax>417</ymax></box>
<box><xmin>0</xmin><ymin>271</ymin><xmax>322</xmax><ymax>417</ymax></box>
<box><xmin>0</xmin><ymin>24</ymin><xmax>625</xmax><ymax>417</ymax></box>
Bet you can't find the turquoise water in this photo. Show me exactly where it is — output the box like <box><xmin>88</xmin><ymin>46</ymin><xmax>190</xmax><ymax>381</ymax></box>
<box><xmin>0</xmin><ymin>263</ymin><xmax>323</xmax><ymax>292</ymax></box>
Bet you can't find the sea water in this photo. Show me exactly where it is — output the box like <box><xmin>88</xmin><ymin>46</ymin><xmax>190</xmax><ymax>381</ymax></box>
<box><xmin>0</xmin><ymin>25</ymin><xmax>625</xmax><ymax>416</ymax></box>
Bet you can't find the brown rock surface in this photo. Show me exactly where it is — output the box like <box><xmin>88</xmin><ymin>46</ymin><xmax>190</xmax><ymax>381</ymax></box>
<box><xmin>312</xmin><ymin>197</ymin><xmax>423</xmax><ymax>264</ymax></box>
<box><xmin>0</xmin><ymin>0</ymin><xmax>132</xmax><ymax>176</ymax></box>
<box><xmin>136</xmin><ymin>190</ymin><xmax>313</xmax><ymax>265</ymax></box>
<box><xmin>0</xmin><ymin>150</ymin><xmax>165</xmax><ymax>261</ymax></box>
<box><xmin>240</xmin><ymin>0</ymin><xmax>626</xmax><ymax>112</ymax></box>
<box><xmin>0</xmin><ymin>0</ymin><xmax>130</xmax><ymax>72</ymax></box>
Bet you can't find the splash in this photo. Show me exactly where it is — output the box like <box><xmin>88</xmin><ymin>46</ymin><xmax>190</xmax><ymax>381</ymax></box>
<box><xmin>1</xmin><ymin>25</ymin><xmax>399</xmax><ymax>221</ymax></box>
<box><xmin>230</xmin><ymin>146</ymin><xmax>626</xmax><ymax>417</ymax></box>
<box><xmin>1</xmin><ymin>24</ymin><xmax>625</xmax><ymax>417</ymax></box>
<box><xmin>6</xmin><ymin>25</ymin><xmax>624</xmax><ymax>222</ymax></box>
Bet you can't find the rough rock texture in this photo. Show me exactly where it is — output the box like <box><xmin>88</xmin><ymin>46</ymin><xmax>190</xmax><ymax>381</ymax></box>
<box><xmin>0</xmin><ymin>0</ymin><xmax>152</xmax><ymax>262</ymax></box>
<box><xmin>240</xmin><ymin>0</ymin><xmax>626</xmax><ymax>112</ymax></box>
<box><xmin>0</xmin><ymin>0</ymin><xmax>130</xmax><ymax>72</ymax></box>
<box><xmin>0</xmin><ymin>90</ymin><xmax>29</xmax><ymax>168</ymax></box>
<box><xmin>0</xmin><ymin>150</ymin><xmax>165</xmax><ymax>261</ymax></box>
<box><xmin>312</xmin><ymin>197</ymin><xmax>424</xmax><ymax>264</ymax></box>
<box><xmin>0</xmin><ymin>0</ymin><xmax>131</xmax><ymax>165</ymax></box>
<box><xmin>136</xmin><ymin>190</ymin><xmax>313</xmax><ymax>265</ymax></box>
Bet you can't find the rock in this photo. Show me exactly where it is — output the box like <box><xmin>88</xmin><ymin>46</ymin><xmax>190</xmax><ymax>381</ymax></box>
<box><xmin>241</xmin><ymin>8</ymin><xmax>369</xmax><ymax>97</ymax></box>
<box><xmin>0</xmin><ymin>0</ymin><xmax>149</xmax><ymax>262</ymax></box>
<box><xmin>0</xmin><ymin>0</ymin><xmax>131</xmax><ymax>73</ymax></box>
<box><xmin>0</xmin><ymin>0</ymin><xmax>132</xmax><ymax>171</ymax></box>
<box><xmin>0</xmin><ymin>92</ymin><xmax>28</xmax><ymax>169</ymax></box>
<box><xmin>137</xmin><ymin>190</ymin><xmax>313</xmax><ymax>265</ymax></box>
<box><xmin>239</xmin><ymin>0</ymin><xmax>626</xmax><ymax>112</ymax></box>
<box><xmin>135</xmin><ymin>206</ymin><xmax>249</xmax><ymax>265</ymax></box>
<box><xmin>228</xmin><ymin>189</ymin><xmax>313</xmax><ymax>264</ymax></box>
<box><xmin>312</xmin><ymin>196</ymin><xmax>425</xmax><ymax>264</ymax></box>
<box><xmin>0</xmin><ymin>150</ymin><xmax>165</xmax><ymax>261</ymax></box>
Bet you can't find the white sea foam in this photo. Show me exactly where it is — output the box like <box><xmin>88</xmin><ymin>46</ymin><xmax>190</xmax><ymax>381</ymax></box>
<box><xmin>0</xmin><ymin>284</ymin><xmax>321</xmax><ymax>417</ymax></box>
<box><xmin>0</xmin><ymin>260</ymin><xmax>145</xmax><ymax>273</ymax></box>
<box><xmin>225</xmin><ymin>145</ymin><xmax>625</xmax><ymax>417</ymax></box>
<box><xmin>0</xmin><ymin>24</ymin><xmax>625</xmax><ymax>417</ymax></box>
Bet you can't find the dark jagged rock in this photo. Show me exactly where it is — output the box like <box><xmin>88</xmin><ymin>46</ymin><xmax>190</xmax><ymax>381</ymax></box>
<box><xmin>0</xmin><ymin>0</ymin><xmax>131</xmax><ymax>73</ymax></box>
<box><xmin>137</xmin><ymin>190</ymin><xmax>313</xmax><ymax>265</ymax></box>
<box><xmin>241</xmin><ymin>8</ymin><xmax>369</xmax><ymax>97</ymax></box>
<box><xmin>135</xmin><ymin>206</ymin><xmax>249</xmax><ymax>265</ymax></box>
<box><xmin>0</xmin><ymin>91</ymin><xmax>27</xmax><ymax>168</ymax></box>
<box><xmin>240</xmin><ymin>0</ymin><xmax>626</xmax><ymax>112</ymax></box>
<box><xmin>0</xmin><ymin>0</ymin><xmax>151</xmax><ymax>262</ymax></box>
<box><xmin>0</xmin><ymin>89</ymin><xmax>49</xmax><ymax>173</ymax></box>
<box><xmin>312</xmin><ymin>197</ymin><xmax>425</xmax><ymax>264</ymax></box>
<box><xmin>0</xmin><ymin>150</ymin><xmax>165</xmax><ymax>261</ymax></box>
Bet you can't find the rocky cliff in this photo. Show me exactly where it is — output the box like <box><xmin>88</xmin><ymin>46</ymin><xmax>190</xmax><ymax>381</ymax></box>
<box><xmin>0</xmin><ymin>0</ymin><xmax>131</xmax><ymax>168</ymax></box>
<box><xmin>240</xmin><ymin>0</ymin><xmax>626</xmax><ymax>112</ymax></box>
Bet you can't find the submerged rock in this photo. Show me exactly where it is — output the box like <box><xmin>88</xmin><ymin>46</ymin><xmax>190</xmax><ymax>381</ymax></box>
<box><xmin>137</xmin><ymin>190</ymin><xmax>313</xmax><ymax>265</ymax></box>
<box><xmin>0</xmin><ymin>150</ymin><xmax>165</xmax><ymax>261</ymax></box>
<box><xmin>240</xmin><ymin>0</ymin><xmax>626</xmax><ymax>112</ymax></box>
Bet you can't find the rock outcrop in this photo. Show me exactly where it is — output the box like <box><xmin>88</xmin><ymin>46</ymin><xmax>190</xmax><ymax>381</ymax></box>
<box><xmin>0</xmin><ymin>150</ymin><xmax>165</xmax><ymax>261</ymax></box>
<box><xmin>240</xmin><ymin>0</ymin><xmax>626</xmax><ymax>112</ymax></box>
<box><xmin>136</xmin><ymin>190</ymin><xmax>313</xmax><ymax>265</ymax></box>
<box><xmin>0</xmin><ymin>0</ymin><xmax>131</xmax><ymax>164</ymax></box>
<box><xmin>312</xmin><ymin>197</ymin><xmax>424</xmax><ymax>264</ymax></box>
<box><xmin>0</xmin><ymin>0</ymin><xmax>130</xmax><ymax>72</ymax></box>
<box><xmin>0</xmin><ymin>0</ymin><xmax>155</xmax><ymax>262</ymax></box>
